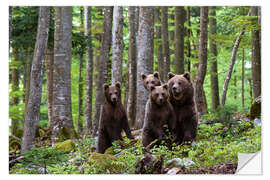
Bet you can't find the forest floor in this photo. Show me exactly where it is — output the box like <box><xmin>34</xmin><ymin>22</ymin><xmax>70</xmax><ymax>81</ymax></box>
<box><xmin>9</xmin><ymin>111</ymin><xmax>261</xmax><ymax>174</ymax></box>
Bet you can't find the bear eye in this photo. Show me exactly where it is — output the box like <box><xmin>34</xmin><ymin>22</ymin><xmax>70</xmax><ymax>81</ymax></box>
<box><xmin>151</xmin><ymin>81</ymin><xmax>155</xmax><ymax>84</ymax></box>
<box><xmin>162</xmin><ymin>93</ymin><xmax>165</xmax><ymax>96</ymax></box>
<box><xmin>115</xmin><ymin>91</ymin><xmax>118</xmax><ymax>95</ymax></box>
<box><xmin>178</xmin><ymin>82</ymin><xmax>182</xmax><ymax>85</ymax></box>
<box><xmin>146</xmin><ymin>81</ymin><xmax>149</xmax><ymax>84</ymax></box>
<box><xmin>109</xmin><ymin>93</ymin><xmax>112</xmax><ymax>95</ymax></box>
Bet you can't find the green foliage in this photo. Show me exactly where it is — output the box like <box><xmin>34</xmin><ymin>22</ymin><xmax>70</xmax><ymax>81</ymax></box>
<box><xmin>10</xmin><ymin>147</ymin><xmax>69</xmax><ymax>174</ymax></box>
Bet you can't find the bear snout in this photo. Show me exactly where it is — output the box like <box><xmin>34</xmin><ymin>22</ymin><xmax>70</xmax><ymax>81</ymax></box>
<box><xmin>111</xmin><ymin>95</ymin><xmax>117</xmax><ymax>102</ymax></box>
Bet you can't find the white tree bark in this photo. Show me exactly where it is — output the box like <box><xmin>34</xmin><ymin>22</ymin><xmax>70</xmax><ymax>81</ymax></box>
<box><xmin>21</xmin><ymin>7</ymin><xmax>51</xmax><ymax>154</ymax></box>
<box><xmin>111</xmin><ymin>6</ymin><xmax>124</xmax><ymax>84</ymax></box>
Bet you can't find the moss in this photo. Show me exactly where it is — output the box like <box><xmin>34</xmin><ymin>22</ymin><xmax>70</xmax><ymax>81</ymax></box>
<box><xmin>104</xmin><ymin>139</ymin><xmax>133</xmax><ymax>155</ymax></box>
<box><xmin>14</xmin><ymin>129</ymin><xmax>23</xmax><ymax>139</ymax></box>
<box><xmin>59</xmin><ymin>126</ymin><xmax>79</xmax><ymax>141</ymax></box>
<box><xmin>250</xmin><ymin>96</ymin><xmax>261</xmax><ymax>119</ymax></box>
<box><xmin>104</xmin><ymin>146</ymin><xmax>115</xmax><ymax>155</ymax></box>
<box><xmin>88</xmin><ymin>152</ymin><xmax>126</xmax><ymax>173</ymax></box>
<box><xmin>54</xmin><ymin>139</ymin><xmax>75</xmax><ymax>152</ymax></box>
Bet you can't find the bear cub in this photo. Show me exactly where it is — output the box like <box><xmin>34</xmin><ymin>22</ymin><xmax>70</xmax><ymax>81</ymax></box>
<box><xmin>141</xmin><ymin>72</ymin><xmax>161</xmax><ymax>91</ymax></box>
<box><xmin>167</xmin><ymin>72</ymin><xmax>198</xmax><ymax>144</ymax></box>
<box><xmin>97</xmin><ymin>82</ymin><xmax>134</xmax><ymax>153</ymax></box>
<box><xmin>142</xmin><ymin>84</ymin><xmax>176</xmax><ymax>148</ymax></box>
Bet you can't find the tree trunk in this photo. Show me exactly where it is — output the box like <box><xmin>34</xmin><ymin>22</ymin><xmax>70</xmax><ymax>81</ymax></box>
<box><xmin>186</xmin><ymin>7</ymin><xmax>191</xmax><ymax>72</ymax></box>
<box><xmin>21</xmin><ymin>7</ymin><xmax>51</xmax><ymax>153</ymax></box>
<box><xmin>155</xmin><ymin>7</ymin><xmax>164</xmax><ymax>83</ymax></box>
<box><xmin>45</xmin><ymin>47</ymin><xmax>53</xmax><ymax>130</ymax></box>
<box><xmin>161</xmin><ymin>7</ymin><xmax>170</xmax><ymax>81</ymax></box>
<box><xmin>11</xmin><ymin>48</ymin><xmax>20</xmax><ymax>135</ymax></box>
<box><xmin>24</xmin><ymin>51</ymin><xmax>32</xmax><ymax>121</ymax></box>
<box><xmin>92</xmin><ymin>8</ymin><xmax>103</xmax><ymax>88</ymax></box>
<box><xmin>9</xmin><ymin>6</ymin><xmax>12</xmax><ymax>54</ymax></box>
<box><xmin>241</xmin><ymin>48</ymin><xmax>245</xmax><ymax>107</ymax></box>
<box><xmin>209</xmin><ymin>7</ymin><xmax>220</xmax><ymax>110</ymax></box>
<box><xmin>51</xmin><ymin>7</ymin><xmax>74</xmax><ymax>145</ymax></box>
<box><xmin>194</xmin><ymin>7</ymin><xmax>208</xmax><ymax>115</ymax></box>
<box><xmin>174</xmin><ymin>6</ymin><xmax>185</xmax><ymax>74</ymax></box>
<box><xmin>135</xmin><ymin>7</ymin><xmax>154</xmax><ymax>129</ymax></box>
<box><xmin>127</xmin><ymin>6</ymin><xmax>139</xmax><ymax>128</ymax></box>
<box><xmin>112</xmin><ymin>6</ymin><xmax>124</xmax><ymax>84</ymax></box>
<box><xmin>221</xmin><ymin>9</ymin><xmax>251</xmax><ymax>106</ymax></box>
<box><xmin>77</xmin><ymin>8</ymin><xmax>84</xmax><ymax>135</ymax></box>
<box><xmin>251</xmin><ymin>7</ymin><xmax>261</xmax><ymax>99</ymax></box>
<box><xmin>77</xmin><ymin>52</ymin><xmax>84</xmax><ymax>135</ymax></box>
<box><xmin>84</xmin><ymin>6</ymin><xmax>93</xmax><ymax>135</ymax></box>
<box><xmin>93</xmin><ymin>7</ymin><xmax>113</xmax><ymax>136</ymax></box>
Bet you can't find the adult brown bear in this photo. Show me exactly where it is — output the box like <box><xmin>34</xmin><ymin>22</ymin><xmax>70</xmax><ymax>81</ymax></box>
<box><xmin>167</xmin><ymin>72</ymin><xmax>198</xmax><ymax>144</ymax></box>
<box><xmin>142</xmin><ymin>84</ymin><xmax>176</xmax><ymax>148</ymax></box>
<box><xmin>97</xmin><ymin>82</ymin><xmax>134</xmax><ymax>153</ymax></box>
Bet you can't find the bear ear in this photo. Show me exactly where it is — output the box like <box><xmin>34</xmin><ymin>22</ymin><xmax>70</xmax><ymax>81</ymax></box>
<box><xmin>168</xmin><ymin>72</ymin><xmax>175</xmax><ymax>79</ymax></box>
<box><xmin>103</xmin><ymin>83</ymin><xmax>109</xmax><ymax>91</ymax></box>
<box><xmin>141</xmin><ymin>74</ymin><xmax>147</xmax><ymax>80</ymax></box>
<box><xmin>183</xmin><ymin>72</ymin><xmax>191</xmax><ymax>82</ymax></box>
<box><xmin>162</xmin><ymin>84</ymin><xmax>168</xmax><ymax>90</ymax></box>
<box><xmin>150</xmin><ymin>86</ymin><xmax>156</xmax><ymax>92</ymax></box>
<box><xmin>153</xmin><ymin>72</ymin><xmax>159</xmax><ymax>79</ymax></box>
<box><xmin>115</xmin><ymin>81</ymin><xmax>121</xmax><ymax>89</ymax></box>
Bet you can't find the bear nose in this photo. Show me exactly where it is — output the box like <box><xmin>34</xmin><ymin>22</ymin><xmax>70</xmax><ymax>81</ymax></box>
<box><xmin>172</xmin><ymin>86</ymin><xmax>177</xmax><ymax>90</ymax></box>
<box><xmin>112</xmin><ymin>97</ymin><xmax>117</xmax><ymax>101</ymax></box>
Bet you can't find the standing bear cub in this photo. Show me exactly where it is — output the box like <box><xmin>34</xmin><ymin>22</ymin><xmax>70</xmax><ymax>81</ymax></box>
<box><xmin>167</xmin><ymin>72</ymin><xmax>198</xmax><ymax>144</ymax></box>
<box><xmin>97</xmin><ymin>82</ymin><xmax>134</xmax><ymax>153</ymax></box>
<box><xmin>142</xmin><ymin>84</ymin><xmax>176</xmax><ymax>148</ymax></box>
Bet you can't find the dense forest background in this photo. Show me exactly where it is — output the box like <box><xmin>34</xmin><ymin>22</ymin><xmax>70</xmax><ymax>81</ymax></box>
<box><xmin>9</xmin><ymin>6</ymin><xmax>261</xmax><ymax>174</ymax></box>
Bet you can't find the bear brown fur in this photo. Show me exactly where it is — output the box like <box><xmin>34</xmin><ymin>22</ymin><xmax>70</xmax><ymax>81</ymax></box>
<box><xmin>142</xmin><ymin>84</ymin><xmax>176</xmax><ymax>148</ymax></box>
<box><xmin>141</xmin><ymin>72</ymin><xmax>161</xmax><ymax>91</ymax></box>
<box><xmin>167</xmin><ymin>72</ymin><xmax>198</xmax><ymax>144</ymax></box>
<box><xmin>97</xmin><ymin>82</ymin><xmax>134</xmax><ymax>153</ymax></box>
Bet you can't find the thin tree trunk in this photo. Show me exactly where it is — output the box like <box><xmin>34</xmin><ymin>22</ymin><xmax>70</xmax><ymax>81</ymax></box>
<box><xmin>221</xmin><ymin>9</ymin><xmax>251</xmax><ymax>106</ymax></box>
<box><xmin>186</xmin><ymin>7</ymin><xmax>191</xmax><ymax>72</ymax></box>
<box><xmin>209</xmin><ymin>7</ymin><xmax>220</xmax><ymax>110</ymax></box>
<box><xmin>45</xmin><ymin>47</ymin><xmax>53</xmax><ymax>129</ymax></box>
<box><xmin>241</xmin><ymin>48</ymin><xmax>245</xmax><ymax>107</ymax></box>
<box><xmin>161</xmin><ymin>7</ymin><xmax>170</xmax><ymax>81</ymax></box>
<box><xmin>168</xmin><ymin>8</ymin><xmax>174</xmax><ymax>70</ymax></box>
<box><xmin>135</xmin><ymin>6</ymin><xmax>154</xmax><ymax>129</ymax></box>
<box><xmin>24</xmin><ymin>51</ymin><xmax>32</xmax><ymax>119</ymax></box>
<box><xmin>11</xmin><ymin>48</ymin><xmax>20</xmax><ymax>135</ymax></box>
<box><xmin>155</xmin><ymin>7</ymin><xmax>164</xmax><ymax>82</ymax></box>
<box><xmin>127</xmin><ymin>6</ymin><xmax>138</xmax><ymax>127</ymax></box>
<box><xmin>77</xmin><ymin>8</ymin><xmax>84</xmax><ymax>135</ymax></box>
<box><xmin>51</xmin><ymin>7</ymin><xmax>74</xmax><ymax>145</ymax></box>
<box><xmin>84</xmin><ymin>6</ymin><xmax>93</xmax><ymax>135</ymax></box>
<box><xmin>9</xmin><ymin>6</ymin><xmax>12</xmax><ymax>54</ymax></box>
<box><xmin>221</xmin><ymin>32</ymin><xmax>244</xmax><ymax>106</ymax></box>
<box><xmin>92</xmin><ymin>7</ymin><xmax>103</xmax><ymax>88</ymax></box>
<box><xmin>194</xmin><ymin>7</ymin><xmax>208</xmax><ymax>115</ymax></box>
<box><xmin>77</xmin><ymin>52</ymin><xmax>84</xmax><ymax>135</ymax></box>
<box><xmin>21</xmin><ymin>7</ymin><xmax>51</xmax><ymax>154</ymax></box>
<box><xmin>248</xmin><ymin>78</ymin><xmax>253</xmax><ymax>104</ymax></box>
<box><xmin>93</xmin><ymin>7</ymin><xmax>113</xmax><ymax>136</ymax></box>
<box><xmin>251</xmin><ymin>7</ymin><xmax>261</xmax><ymax>99</ymax></box>
<box><xmin>112</xmin><ymin>6</ymin><xmax>124</xmax><ymax>84</ymax></box>
<box><xmin>174</xmin><ymin>6</ymin><xmax>185</xmax><ymax>74</ymax></box>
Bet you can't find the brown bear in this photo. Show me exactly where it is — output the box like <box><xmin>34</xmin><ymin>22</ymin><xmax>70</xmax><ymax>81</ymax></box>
<box><xmin>167</xmin><ymin>72</ymin><xmax>198</xmax><ymax>144</ymax></box>
<box><xmin>97</xmin><ymin>82</ymin><xmax>134</xmax><ymax>153</ymax></box>
<box><xmin>141</xmin><ymin>72</ymin><xmax>161</xmax><ymax>91</ymax></box>
<box><xmin>142</xmin><ymin>84</ymin><xmax>176</xmax><ymax>148</ymax></box>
